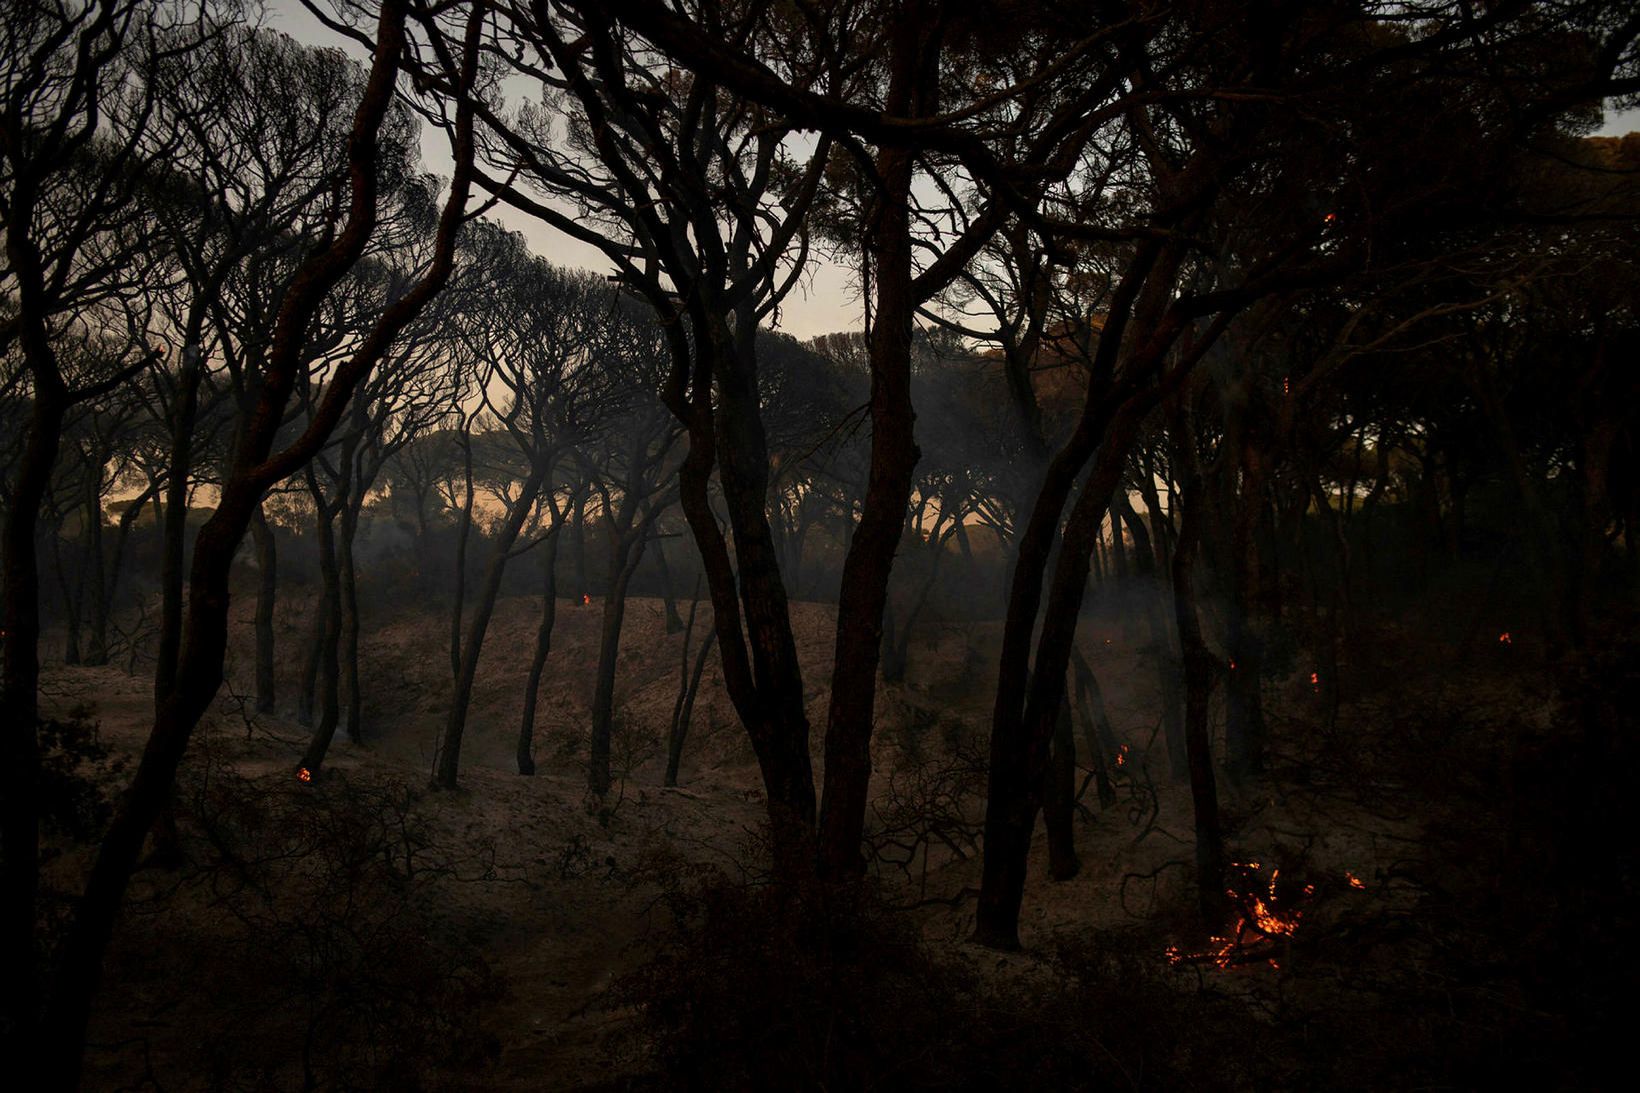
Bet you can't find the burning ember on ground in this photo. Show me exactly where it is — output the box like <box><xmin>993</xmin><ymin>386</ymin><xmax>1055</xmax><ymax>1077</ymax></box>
<box><xmin>1114</xmin><ymin>743</ymin><xmax>1130</xmax><ymax>768</ymax></box>
<box><xmin>582</xmin><ymin>593</ymin><xmax>591</xmax><ymax>606</ymax></box>
<box><xmin>1168</xmin><ymin>864</ymin><xmax>1372</xmax><ymax>971</ymax></box>
<box><xmin>1168</xmin><ymin>862</ymin><xmax>1315</xmax><ymax>970</ymax></box>
<box><xmin>296</xmin><ymin>767</ymin><xmax>313</xmax><ymax>783</ymax></box>
<box><xmin>1498</xmin><ymin>631</ymin><xmax>1512</xmax><ymax>644</ymax></box>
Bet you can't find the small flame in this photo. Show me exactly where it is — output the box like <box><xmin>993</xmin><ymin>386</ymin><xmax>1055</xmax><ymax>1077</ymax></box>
<box><xmin>1229</xmin><ymin>658</ymin><xmax>1237</xmax><ymax>671</ymax></box>
<box><xmin>1323</xmin><ymin>212</ymin><xmax>1337</xmax><ymax>224</ymax></box>
<box><xmin>1347</xmin><ymin>872</ymin><xmax>1366</xmax><ymax>890</ymax></box>
<box><xmin>296</xmin><ymin>767</ymin><xmax>313</xmax><ymax>783</ymax></box>
<box><xmin>582</xmin><ymin>593</ymin><xmax>591</xmax><ymax>606</ymax></box>
<box><xmin>1168</xmin><ymin>861</ymin><xmax>1309</xmax><ymax>971</ymax></box>
<box><xmin>1498</xmin><ymin>632</ymin><xmax>1511</xmax><ymax>644</ymax></box>
<box><xmin>1114</xmin><ymin>743</ymin><xmax>1129</xmax><ymax>768</ymax></box>
<box><xmin>1309</xmin><ymin>672</ymin><xmax>1319</xmax><ymax>685</ymax></box>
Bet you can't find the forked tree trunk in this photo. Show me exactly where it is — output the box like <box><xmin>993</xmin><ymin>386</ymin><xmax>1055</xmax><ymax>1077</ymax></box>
<box><xmin>436</xmin><ymin>464</ymin><xmax>547</xmax><ymax>789</ymax></box>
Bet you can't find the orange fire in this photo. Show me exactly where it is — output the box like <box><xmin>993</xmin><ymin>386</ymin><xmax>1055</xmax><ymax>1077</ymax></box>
<box><xmin>1498</xmin><ymin>632</ymin><xmax>1511</xmax><ymax>644</ymax></box>
<box><xmin>582</xmin><ymin>593</ymin><xmax>591</xmax><ymax>606</ymax></box>
<box><xmin>296</xmin><ymin>766</ymin><xmax>313</xmax><ymax>783</ymax></box>
<box><xmin>1114</xmin><ymin>743</ymin><xmax>1129</xmax><ymax>768</ymax></box>
<box><xmin>1229</xmin><ymin>658</ymin><xmax>1237</xmax><ymax>671</ymax></box>
<box><xmin>1347</xmin><ymin>872</ymin><xmax>1366</xmax><ymax>890</ymax></box>
<box><xmin>1323</xmin><ymin>212</ymin><xmax>1337</xmax><ymax>224</ymax></box>
<box><xmin>1168</xmin><ymin>862</ymin><xmax>1314</xmax><ymax>970</ymax></box>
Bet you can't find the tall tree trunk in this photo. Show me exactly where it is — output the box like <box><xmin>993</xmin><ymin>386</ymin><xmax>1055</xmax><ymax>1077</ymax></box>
<box><xmin>298</xmin><ymin>501</ymin><xmax>343</xmax><ymax>775</ymax></box>
<box><xmin>653</xmin><ymin>536</ymin><xmax>684</xmax><ymax>633</ymax></box>
<box><xmin>155</xmin><ymin>347</ymin><xmax>205</xmax><ymax>702</ymax></box>
<box><xmin>50</xmin><ymin>526</ymin><xmax>83</xmax><ymax>666</ymax></box>
<box><xmin>1041</xmin><ymin>698</ymin><xmax>1081</xmax><ymax>881</ymax></box>
<box><xmin>1117</xmin><ymin>489</ymin><xmax>1188</xmax><ymax>779</ymax></box>
<box><xmin>0</xmin><ymin>386</ymin><xmax>66</xmax><ymax>1041</ymax></box>
<box><xmin>436</xmin><ymin>467</ymin><xmax>547</xmax><ymax>789</ymax></box>
<box><xmin>81</xmin><ymin>464</ymin><xmax>109</xmax><ymax>666</ymax></box>
<box><xmin>816</xmin><ymin>14</ymin><xmax>926</xmax><ymax>875</ymax></box>
<box><xmin>1170</xmin><ymin>426</ymin><xmax>1227</xmax><ymax>927</ymax></box>
<box><xmin>1069</xmin><ymin>645</ymin><xmax>1118</xmax><ymax>809</ymax></box>
<box><xmin>666</xmin><ymin>582</ymin><xmax>716</xmax><ymax>787</ymax></box>
<box><xmin>449</xmin><ymin>424</ymin><xmax>476</xmax><ymax>683</ymax></box>
<box><xmin>1225</xmin><ymin>437</ymin><xmax>1270</xmax><ymax>775</ymax></box>
<box><xmin>248</xmin><ymin>504</ymin><xmax>277</xmax><ymax>713</ymax></box>
<box><xmin>588</xmin><ymin>532</ymin><xmax>649</xmax><ymax>796</ymax></box>
<box><xmin>516</xmin><ymin>526</ymin><xmax>562</xmax><ymax>776</ymax></box>
<box><xmin>337</xmin><ymin>499</ymin><xmax>363</xmax><ymax>743</ymax></box>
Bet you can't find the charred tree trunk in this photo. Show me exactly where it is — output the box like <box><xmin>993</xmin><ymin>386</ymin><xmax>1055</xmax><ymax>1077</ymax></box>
<box><xmin>1041</xmin><ymin>699</ymin><xmax>1081</xmax><ymax>881</ymax></box>
<box><xmin>154</xmin><ymin>346</ymin><xmax>205</xmax><ymax>702</ymax></box>
<box><xmin>1069</xmin><ymin>645</ymin><xmax>1119</xmax><ymax>808</ymax></box>
<box><xmin>1225</xmin><ymin>437</ymin><xmax>1270</xmax><ymax>776</ymax></box>
<box><xmin>436</xmin><ymin>464</ymin><xmax>547</xmax><ymax>790</ymax></box>
<box><xmin>248</xmin><ymin>504</ymin><xmax>277</xmax><ymax>713</ymax></box>
<box><xmin>448</xmin><ymin>423</ymin><xmax>476</xmax><ymax>683</ymax></box>
<box><xmin>816</xmin><ymin>13</ymin><xmax>928</xmax><ymax>876</ymax></box>
<box><xmin>337</xmin><ymin>497</ymin><xmax>363</xmax><ymax>743</ymax></box>
<box><xmin>1116</xmin><ymin>489</ymin><xmax>1188</xmax><ymax>779</ymax></box>
<box><xmin>298</xmin><ymin>493</ymin><xmax>343</xmax><ymax>775</ymax></box>
<box><xmin>665</xmin><ymin>582</ymin><xmax>717</xmax><ymax>788</ymax></box>
<box><xmin>80</xmin><ymin>464</ymin><xmax>109</xmax><ymax>666</ymax></box>
<box><xmin>1170</xmin><ymin>423</ymin><xmax>1227</xmax><ymax>927</ymax></box>
<box><xmin>653</xmin><ymin>536</ymin><xmax>684</xmax><ymax>634</ymax></box>
<box><xmin>588</xmin><ymin>526</ymin><xmax>652</xmax><ymax>796</ymax></box>
<box><xmin>0</xmin><ymin>385</ymin><xmax>67</xmax><ymax>1040</ymax></box>
<box><xmin>516</xmin><ymin>525</ymin><xmax>563</xmax><ymax>776</ymax></box>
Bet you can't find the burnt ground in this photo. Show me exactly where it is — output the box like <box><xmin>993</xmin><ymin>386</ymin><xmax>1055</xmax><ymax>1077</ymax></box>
<box><xmin>36</xmin><ymin>593</ymin><xmax>1630</xmax><ymax>1090</ymax></box>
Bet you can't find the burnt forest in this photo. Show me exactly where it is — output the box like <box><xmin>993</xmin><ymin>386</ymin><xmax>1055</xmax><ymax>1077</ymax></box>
<box><xmin>4</xmin><ymin>1</ymin><xmax>1639</xmax><ymax>1089</ymax></box>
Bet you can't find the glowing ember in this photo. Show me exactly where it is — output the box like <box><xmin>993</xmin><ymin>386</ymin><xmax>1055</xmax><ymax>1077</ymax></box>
<box><xmin>1323</xmin><ymin>212</ymin><xmax>1337</xmax><ymax>224</ymax></box>
<box><xmin>582</xmin><ymin>593</ymin><xmax>591</xmax><ymax>606</ymax></box>
<box><xmin>1167</xmin><ymin>862</ymin><xmax>1314</xmax><ymax>970</ymax></box>
<box><xmin>1309</xmin><ymin>671</ymin><xmax>1319</xmax><ymax>685</ymax></box>
<box><xmin>1114</xmin><ymin>743</ymin><xmax>1130</xmax><ymax>768</ymax></box>
<box><xmin>1347</xmin><ymin>872</ymin><xmax>1366</xmax><ymax>890</ymax></box>
<box><xmin>296</xmin><ymin>767</ymin><xmax>313</xmax><ymax>783</ymax></box>
<box><xmin>1498</xmin><ymin>632</ymin><xmax>1512</xmax><ymax>644</ymax></box>
<box><xmin>1229</xmin><ymin>658</ymin><xmax>1237</xmax><ymax>671</ymax></box>
<box><xmin>1282</xmin><ymin>375</ymin><xmax>1290</xmax><ymax>397</ymax></box>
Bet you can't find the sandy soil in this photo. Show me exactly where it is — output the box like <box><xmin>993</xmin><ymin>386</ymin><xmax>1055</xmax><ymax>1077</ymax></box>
<box><xmin>36</xmin><ymin>591</ymin><xmax>1482</xmax><ymax>1089</ymax></box>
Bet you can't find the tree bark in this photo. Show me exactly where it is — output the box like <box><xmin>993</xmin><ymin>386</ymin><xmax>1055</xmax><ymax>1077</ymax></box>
<box><xmin>248</xmin><ymin>504</ymin><xmax>277</xmax><ymax>713</ymax></box>
<box><xmin>816</xmin><ymin>10</ymin><xmax>927</xmax><ymax>876</ymax></box>
<box><xmin>588</xmin><ymin>524</ymin><xmax>652</xmax><ymax>796</ymax></box>
<box><xmin>516</xmin><ymin>526</ymin><xmax>562</xmax><ymax>776</ymax></box>
<box><xmin>436</xmin><ymin>464</ymin><xmax>547</xmax><ymax>789</ymax></box>
<box><xmin>1170</xmin><ymin>422</ymin><xmax>1227</xmax><ymax>927</ymax></box>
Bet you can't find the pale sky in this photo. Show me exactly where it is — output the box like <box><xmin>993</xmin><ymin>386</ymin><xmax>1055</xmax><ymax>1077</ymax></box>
<box><xmin>263</xmin><ymin>0</ymin><xmax>862</xmax><ymax>339</ymax></box>
<box><xmin>265</xmin><ymin>1</ymin><xmax>1639</xmax><ymax>343</ymax></box>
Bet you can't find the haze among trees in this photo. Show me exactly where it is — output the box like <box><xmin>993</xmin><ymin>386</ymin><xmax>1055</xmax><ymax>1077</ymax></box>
<box><xmin>3</xmin><ymin>0</ymin><xmax>1638</xmax><ymax>1088</ymax></box>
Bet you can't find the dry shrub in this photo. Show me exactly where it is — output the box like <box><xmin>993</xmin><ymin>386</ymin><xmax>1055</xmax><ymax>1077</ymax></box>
<box><xmin>100</xmin><ymin>759</ymin><xmax>504</xmax><ymax>1089</ymax></box>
